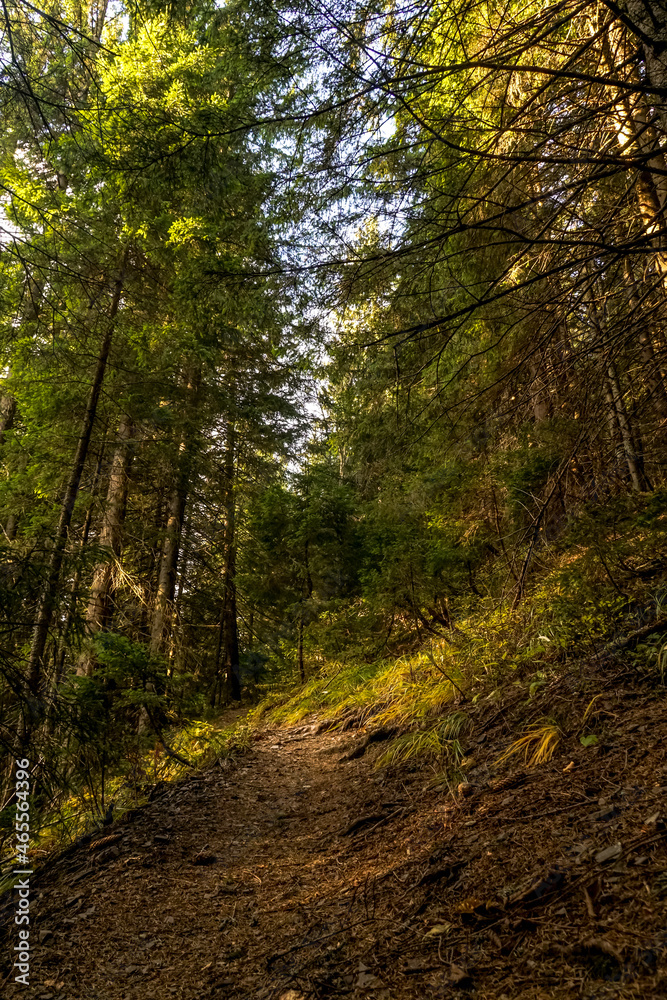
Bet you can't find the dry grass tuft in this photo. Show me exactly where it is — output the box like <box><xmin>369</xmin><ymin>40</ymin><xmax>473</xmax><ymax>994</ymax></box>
<box><xmin>496</xmin><ymin>720</ymin><xmax>562</xmax><ymax>768</ymax></box>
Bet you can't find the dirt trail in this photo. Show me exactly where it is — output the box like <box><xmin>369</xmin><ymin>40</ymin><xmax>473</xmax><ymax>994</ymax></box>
<box><xmin>1</xmin><ymin>686</ymin><xmax>667</xmax><ymax>1000</ymax></box>
<box><xmin>1</xmin><ymin>724</ymin><xmax>423</xmax><ymax>1000</ymax></box>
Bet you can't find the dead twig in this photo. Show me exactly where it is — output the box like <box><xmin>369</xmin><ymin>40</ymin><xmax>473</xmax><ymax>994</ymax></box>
<box><xmin>266</xmin><ymin>920</ymin><xmax>366</xmax><ymax>969</ymax></box>
<box><xmin>424</xmin><ymin>650</ymin><xmax>467</xmax><ymax>701</ymax></box>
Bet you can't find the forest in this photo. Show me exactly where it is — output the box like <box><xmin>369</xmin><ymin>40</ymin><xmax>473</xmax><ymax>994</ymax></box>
<box><xmin>0</xmin><ymin>0</ymin><xmax>666</xmax><ymax>867</ymax></box>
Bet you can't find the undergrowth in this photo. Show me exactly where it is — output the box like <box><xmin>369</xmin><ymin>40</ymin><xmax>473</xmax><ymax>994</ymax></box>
<box><xmin>260</xmin><ymin>514</ymin><xmax>667</xmax><ymax>778</ymax></box>
<box><xmin>0</xmin><ymin>716</ymin><xmax>251</xmax><ymax>886</ymax></box>
<box><xmin>7</xmin><ymin>498</ymin><xmax>665</xmax><ymax>883</ymax></box>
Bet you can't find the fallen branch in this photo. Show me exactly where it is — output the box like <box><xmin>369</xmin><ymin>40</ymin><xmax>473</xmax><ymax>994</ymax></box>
<box><xmin>341</xmin><ymin>812</ymin><xmax>387</xmax><ymax>837</ymax></box>
<box><xmin>424</xmin><ymin>650</ymin><xmax>467</xmax><ymax>701</ymax></box>
<box><xmin>155</xmin><ymin>733</ymin><xmax>195</xmax><ymax>769</ymax></box>
<box><xmin>266</xmin><ymin>920</ymin><xmax>366</xmax><ymax>969</ymax></box>
<box><xmin>597</xmin><ymin>615</ymin><xmax>667</xmax><ymax>659</ymax></box>
<box><xmin>144</xmin><ymin>704</ymin><xmax>195</xmax><ymax>769</ymax></box>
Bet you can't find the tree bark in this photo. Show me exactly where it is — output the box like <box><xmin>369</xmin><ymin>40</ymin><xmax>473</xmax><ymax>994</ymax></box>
<box><xmin>77</xmin><ymin>415</ymin><xmax>134</xmax><ymax>676</ymax></box>
<box><xmin>0</xmin><ymin>394</ymin><xmax>16</xmax><ymax>445</ymax></box>
<box><xmin>584</xmin><ymin>273</ymin><xmax>650</xmax><ymax>492</ymax></box>
<box><xmin>602</xmin><ymin>375</ymin><xmax>632</xmax><ymax>486</ymax></box>
<box><xmin>51</xmin><ymin>433</ymin><xmax>107</xmax><ymax>691</ymax></box>
<box><xmin>150</xmin><ymin>449</ymin><xmax>190</xmax><ymax>656</ymax></box>
<box><xmin>606</xmin><ymin>362</ymin><xmax>652</xmax><ymax>491</ymax></box>
<box><xmin>0</xmin><ymin>394</ymin><xmax>18</xmax><ymax>538</ymax></box>
<box><xmin>220</xmin><ymin>418</ymin><xmax>241</xmax><ymax>702</ymax></box>
<box><xmin>528</xmin><ymin>354</ymin><xmax>551</xmax><ymax>423</ymax></box>
<box><xmin>623</xmin><ymin>260</ymin><xmax>667</xmax><ymax>423</ymax></box>
<box><xmin>297</xmin><ymin>538</ymin><xmax>313</xmax><ymax>683</ymax></box>
<box><xmin>25</xmin><ymin>254</ymin><xmax>127</xmax><ymax>703</ymax></box>
<box><xmin>624</xmin><ymin>1</ymin><xmax>667</xmax><ymax>137</ymax></box>
<box><xmin>150</xmin><ymin>372</ymin><xmax>200</xmax><ymax>656</ymax></box>
<box><xmin>602</xmin><ymin>25</ymin><xmax>667</xmax><ymax>276</ymax></box>
<box><xmin>297</xmin><ymin>615</ymin><xmax>305</xmax><ymax>682</ymax></box>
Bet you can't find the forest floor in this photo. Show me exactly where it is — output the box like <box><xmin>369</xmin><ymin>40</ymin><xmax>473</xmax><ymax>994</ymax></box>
<box><xmin>1</xmin><ymin>678</ymin><xmax>666</xmax><ymax>1000</ymax></box>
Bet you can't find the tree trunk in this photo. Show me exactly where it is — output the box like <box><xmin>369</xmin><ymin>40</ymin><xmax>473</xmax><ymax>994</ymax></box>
<box><xmin>297</xmin><ymin>615</ymin><xmax>305</xmax><ymax>683</ymax></box>
<box><xmin>175</xmin><ymin>513</ymin><xmax>192</xmax><ymax>605</ymax></box>
<box><xmin>583</xmin><ymin>271</ymin><xmax>650</xmax><ymax>492</ymax></box>
<box><xmin>90</xmin><ymin>0</ymin><xmax>110</xmax><ymax>44</ymax></box>
<box><xmin>623</xmin><ymin>260</ymin><xmax>667</xmax><ymax>423</ymax></box>
<box><xmin>602</xmin><ymin>26</ymin><xmax>667</xmax><ymax>277</ymax></box>
<box><xmin>77</xmin><ymin>416</ymin><xmax>134</xmax><ymax>676</ymax></box>
<box><xmin>0</xmin><ymin>394</ymin><xmax>16</xmax><ymax>444</ymax></box>
<box><xmin>150</xmin><ymin>372</ymin><xmax>200</xmax><ymax>656</ymax></box>
<box><xmin>528</xmin><ymin>355</ymin><xmax>551</xmax><ymax>423</ymax></box>
<box><xmin>1</xmin><ymin>394</ymin><xmax>19</xmax><ymax>539</ymax></box>
<box><xmin>625</xmin><ymin>1</ymin><xmax>667</xmax><ymax>137</ymax></box>
<box><xmin>52</xmin><ymin>433</ymin><xmax>107</xmax><ymax>691</ymax></box>
<box><xmin>150</xmin><ymin>449</ymin><xmax>190</xmax><ymax>656</ymax></box>
<box><xmin>603</xmin><ymin>376</ymin><xmax>632</xmax><ymax>486</ymax></box>
<box><xmin>606</xmin><ymin>362</ymin><xmax>652</xmax><ymax>491</ymax></box>
<box><xmin>220</xmin><ymin>418</ymin><xmax>241</xmax><ymax>702</ymax></box>
<box><xmin>297</xmin><ymin>538</ymin><xmax>313</xmax><ymax>683</ymax></box>
<box><xmin>25</xmin><ymin>254</ymin><xmax>127</xmax><ymax>704</ymax></box>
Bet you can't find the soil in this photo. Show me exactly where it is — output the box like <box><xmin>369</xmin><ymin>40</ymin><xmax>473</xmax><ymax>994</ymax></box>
<box><xmin>0</xmin><ymin>680</ymin><xmax>666</xmax><ymax>1000</ymax></box>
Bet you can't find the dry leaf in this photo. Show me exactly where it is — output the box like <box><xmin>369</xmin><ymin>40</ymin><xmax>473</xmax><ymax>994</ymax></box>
<box><xmin>595</xmin><ymin>843</ymin><xmax>622</xmax><ymax>864</ymax></box>
<box><xmin>424</xmin><ymin>922</ymin><xmax>453</xmax><ymax>939</ymax></box>
<box><xmin>450</xmin><ymin>963</ymin><xmax>472</xmax><ymax>985</ymax></box>
<box><xmin>356</xmin><ymin>972</ymin><xmax>381</xmax><ymax>988</ymax></box>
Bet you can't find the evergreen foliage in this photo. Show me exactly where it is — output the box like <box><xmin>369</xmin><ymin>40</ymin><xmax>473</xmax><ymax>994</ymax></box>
<box><xmin>0</xmin><ymin>0</ymin><xmax>665</xmax><ymax>855</ymax></box>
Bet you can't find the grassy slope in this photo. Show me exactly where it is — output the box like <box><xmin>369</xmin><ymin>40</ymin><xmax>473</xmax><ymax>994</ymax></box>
<box><xmin>257</xmin><ymin>492</ymin><xmax>667</xmax><ymax>783</ymax></box>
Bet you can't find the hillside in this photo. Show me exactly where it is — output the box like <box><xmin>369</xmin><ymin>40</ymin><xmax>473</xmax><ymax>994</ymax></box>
<box><xmin>1</xmin><ymin>649</ymin><xmax>665</xmax><ymax>1000</ymax></box>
